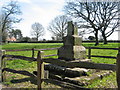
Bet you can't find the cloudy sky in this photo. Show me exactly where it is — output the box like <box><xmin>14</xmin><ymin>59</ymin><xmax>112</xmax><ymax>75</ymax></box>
<box><xmin>0</xmin><ymin>0</ymin><xmax>119</xmax><ymax>40</ymax></box>
<box><xmin>1</xmin><ymin>0</ymin><xmax>65</xmax><ymax>40</ymax></box>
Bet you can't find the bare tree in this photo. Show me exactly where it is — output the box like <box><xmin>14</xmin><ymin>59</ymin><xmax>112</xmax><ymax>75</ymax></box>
<box><xmin>1</xmin><ymin>1</ymin><xmax>22</xmax><ymax>42</ymax></box>
<box><xmin>78</xmin><ymin>24</ymin><xmax>93</xmax><ymax>37</ymax></box>
<box><xmin>31</xmin><ymin>22</ymin><xmax>44</xmax><ymax>41</ymax></box>
<box><xmin>64</xmin><ymin>1</ymin><xmax>120</xmax><ymax>45</ymax></box>
<box><xmin>48</xmin><ymin>15</ymin><xmax>69</xmax><ymax>40</ymax></box>
<box><xmin>1</xmin><ymin>1</ymin><xmax>22</xmax><ymax>32</ymax></box>
<box><xmin>99</xmin><ymin>3</ymin><xmax>120</xmax><ymax>44</ymax></box>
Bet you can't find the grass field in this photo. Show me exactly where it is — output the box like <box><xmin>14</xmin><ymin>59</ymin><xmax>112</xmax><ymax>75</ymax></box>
<box><xmin>2</xmin><ymin>42</ymin><xmax>119</xmax><ymax>88</ymax></box>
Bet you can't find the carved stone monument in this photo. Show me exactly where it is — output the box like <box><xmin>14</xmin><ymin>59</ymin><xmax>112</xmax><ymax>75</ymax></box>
<box><xmin>58</xmin><ymin>21</ymin><xmax>86</xmax><ymax>61</ymax></box>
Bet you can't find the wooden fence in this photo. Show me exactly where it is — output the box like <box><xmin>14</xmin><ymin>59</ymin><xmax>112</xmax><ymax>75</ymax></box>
<box><xmin>5</xmin><ymin>47</ymin><xmax>59</xmax><ymax>58</ymax></box>
<box><xmin>5</xmin><ymin>47</ymin><xmax>119</xmax><ymax>59</ymax></box>
<box><xmin>87</xmin><ymin>47</ymin><xmax>119</xmax><ymax>59</ymax></box>
<box><xmin>1</xmin><ymin>47</ymin><xmax>120</xmax><ymax>89</ymax></box>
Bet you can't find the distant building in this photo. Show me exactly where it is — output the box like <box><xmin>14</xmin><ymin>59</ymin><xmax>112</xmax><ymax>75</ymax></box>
<box><xmin>7</xmin><ymin>37</ymin><xmax>16</xmax><ymax>41</ymax></box>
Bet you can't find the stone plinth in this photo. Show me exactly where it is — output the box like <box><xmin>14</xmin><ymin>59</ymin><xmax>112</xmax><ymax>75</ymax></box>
<box><xmin>58</xmin><ymin>46</ymin><xmax>86</xmax><ymax>60</ymax></box>
<box><xmin>58</xmin><ymin>21</ymin><xmax>86</xmax><ymax>61</ymax></box>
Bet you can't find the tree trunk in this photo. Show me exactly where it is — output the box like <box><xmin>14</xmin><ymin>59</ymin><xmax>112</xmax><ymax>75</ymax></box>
<box><xmin>102</xmin><ymin>32</ymin><xmax>108</xmax><ymax>44</ymax></box>
<box><xmin>36</xmin><ymin>36</ymin><xmax>38</xmax><ymax>41</ymax></box>
<box><xmin>95</xmin><ymin>30</ymin><xmax>99</xmax><ymax>46</ymax></box>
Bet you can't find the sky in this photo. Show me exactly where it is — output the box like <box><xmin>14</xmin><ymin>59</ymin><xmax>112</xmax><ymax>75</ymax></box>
<box><xmin>0</xmin><ymin>0</ymin><xmax>119</xmax><ymax>40</ymax></box>
<box><xmin>1</xmin><ymin>0</ymin><xmax>65</xmax><ymax>40</ymax></box>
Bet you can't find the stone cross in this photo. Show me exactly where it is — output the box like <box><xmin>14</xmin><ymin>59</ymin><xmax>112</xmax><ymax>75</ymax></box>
<box><xmin>64</xmin><ymin>21</ymin><xmax>82</xmax><ymax>46</ymax></box>
<box><xmin>58</xmin><ymin>21</ymin><xmax>86</xmax><ymax>61</ymax></box>
<box><xmin>67</xmin><ymin>21</ymin><xmax>78</xmax><ymax>36</ymax></box>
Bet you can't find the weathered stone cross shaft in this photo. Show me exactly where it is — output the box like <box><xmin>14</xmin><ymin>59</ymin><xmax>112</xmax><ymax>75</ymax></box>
<box><xmin>58</xmin><ymin>21</ymin><xmax>86</xmax><ymax>61</ymax></box>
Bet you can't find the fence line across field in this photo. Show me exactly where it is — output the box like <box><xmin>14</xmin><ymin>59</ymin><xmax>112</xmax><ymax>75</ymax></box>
<box><xmin>87</xmin><ymin>47</ymin><xmax>119</xmax><ymax>59</ymax></box>
<box><xmin>5</xmin><ymin>47</ymin><xmax>119</xmax><ymax>51</ymax></box>
<box><xmin>5</xmin><ymin>47</ymin><xmax>119</xmax><ymax>59</ymax></box>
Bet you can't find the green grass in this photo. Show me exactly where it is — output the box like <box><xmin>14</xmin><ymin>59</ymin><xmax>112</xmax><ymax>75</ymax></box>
<box><xmin>85</xmin><ymin>72</ymin><xmax>117</xmax><ymax>88</ymax></box>
<box><xmin>2</xmin><ymin>43</ymin><xmax>62</xmax><ymax>50</ymax></box>
<box><xmin>2</xmin><ymin>42</ymin><xmax>119</xmax><ymax>88</ymax></box>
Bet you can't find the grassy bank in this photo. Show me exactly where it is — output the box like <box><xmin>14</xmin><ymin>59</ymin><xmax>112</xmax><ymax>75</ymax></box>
<box><xmin>2</xmin><ymin>43</ymin><xmax>119</xmax><ymax>88</ymax></box>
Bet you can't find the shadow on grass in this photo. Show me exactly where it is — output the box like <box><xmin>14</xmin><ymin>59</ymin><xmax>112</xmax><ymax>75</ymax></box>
<box><xmin>3</xmin><ymin>68</ymin><xmax>37</xmax><ymax>85</ymax></box>
<box><xmin>10</xmin><ymin>77</ymin><xmax>37</xmax><ymax>85</ymax></box>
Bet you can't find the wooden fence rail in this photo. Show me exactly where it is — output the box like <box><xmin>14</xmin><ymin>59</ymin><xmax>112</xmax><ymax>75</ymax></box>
<box><xmin>5</xmin><ymin>47</ymin><xmax>119</xmax><ymax>51</ymax></box>
<box><xmin>3</xmin><ymin>54</ymin><xmax>36</xmax><ymax>62</ymax></box>
<box><xmin>5</xmin><ymin>47</ymin><xmax>119</xmax><ymax>59</ymax></box>
<box><xmin>5</xmin><ymin>47</ymin><xmax>59</xmax><ymax>58</ymax></box>
<box><xmin>88</xmin><ymin>55</ymin><xmax>116</xmax><ymax>59</ymax></box>
<box><xmin>34</xmin><ymin>47</ymin><xmax>59</xmax><ymax>51</ymax></box>
<box><xmin>2</xmin><ymin>54</ymin><xmax>116</xmax><ymax>71</ymax></box>
<box><xmin>87</xmin><ymin>47</ymin><xmax>119</xmax><ymax>59</ymax></box>
<box><xmin>5</xmin><ymin>49</ymin><xmax>32</xmax><ymax>51</ymax></box>
<box><xmin>86</xmin><ymin>47</ymin><xmax>119</xmax><ymax>50</ymax></box>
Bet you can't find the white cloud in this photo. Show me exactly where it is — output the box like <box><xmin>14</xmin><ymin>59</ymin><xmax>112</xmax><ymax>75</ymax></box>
<box><xmin>18</xmin><ymin>0</ymin><xmax>31</xmax><ymax>3</ymax></box>
<box><xmin>30</xmin><ymin>5</ymin><xmax>63</xmax><ymax>24</ymax></box>
<box><xmin>15</xmin><ymin>5</ymin><xmax>63</xmax><ymax>38</ymax></box>
<box><xmin>3</xmin><ymin>0</ymin><xmax>65</xmax><ymax>39</ymax></box>
<box><xmin>44</xmin><ymin>0</ymin><xmax>65</xmax><ymax>4</ymax></box>
<box><xmin>0</xmin><ymin>2</ymin><xmax>3</xmax><ymax>6</ymax></box>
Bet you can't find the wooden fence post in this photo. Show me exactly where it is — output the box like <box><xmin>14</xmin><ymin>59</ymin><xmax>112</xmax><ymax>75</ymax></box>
<box><xmin>117</xmin><ymin>47</ymin><xmax>120</xmax><ymax>89</ymax></box>
<box><xmin>37</xmin><ymin>51</ymin><xmax>44</xmax><ymax>90</ymax></box>
<box><xmin>88</xmin><ymin>47</ymin><xmax>91</xmax><ymax>59</ymax></box>
<box><xmin>0</xmin><ymin>50</ymin><xmax>2</xmax><ymax>83</ymax></box>
<box><xmin>32</xmin><ymin>48</ymin><xmax>34</xmax><ymax>58</ymax></box>
<box><xmin>1</xmin><ymin>50</ymin><xmax>6</xmax><ymax>82</ymax></box>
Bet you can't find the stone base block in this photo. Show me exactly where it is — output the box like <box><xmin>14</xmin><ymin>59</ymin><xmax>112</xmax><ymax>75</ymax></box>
<box><xmin>58</xmin><ymin>45</ymin><xmax>86</xmax><ymax>61</ymax></box>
